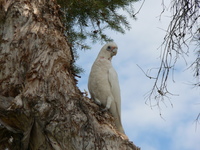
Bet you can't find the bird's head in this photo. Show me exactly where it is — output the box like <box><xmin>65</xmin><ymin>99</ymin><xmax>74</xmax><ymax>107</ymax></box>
<box><xmin>98</xmin><ymin>42</ymin><xmax>118</xmax><ymax>60</ymax></box>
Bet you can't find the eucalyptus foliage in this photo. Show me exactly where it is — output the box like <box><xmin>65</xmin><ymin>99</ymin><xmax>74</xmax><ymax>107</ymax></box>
<box><xmin>58</xmin><ymin>0</ymin><xmax>138</xmax><ymax>51</ymax></box>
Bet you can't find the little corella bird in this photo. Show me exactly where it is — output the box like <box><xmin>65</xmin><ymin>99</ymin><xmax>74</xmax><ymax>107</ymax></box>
<box><xmin>88</xmin><ymin>42</ymin><xmax>125</xmax><ymax>134</ymax></box>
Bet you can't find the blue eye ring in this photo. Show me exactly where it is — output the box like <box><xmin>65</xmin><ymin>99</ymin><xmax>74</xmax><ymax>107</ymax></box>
<box><xmin>107</xmin><ymin>46</ymin><xmax>111</xmax><ymax>50</ymax></box>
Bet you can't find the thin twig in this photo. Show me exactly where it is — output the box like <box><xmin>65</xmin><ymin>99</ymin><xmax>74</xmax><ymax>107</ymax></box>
<box><xmin>132</xmin><ymin>0</ymin><xmax>145</xmax><ymax>17</ymax></box>
<box><xmin>136</xmin><ymin>64</ymin><xmax>156</xmax><ymax>79</ymax></box>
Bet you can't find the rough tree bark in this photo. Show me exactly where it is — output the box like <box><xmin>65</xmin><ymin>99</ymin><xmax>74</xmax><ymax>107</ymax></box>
<box><xmin>0</xmin><ymin>0</ymin><xmax>139</xmax><ymax>150</ymax></box>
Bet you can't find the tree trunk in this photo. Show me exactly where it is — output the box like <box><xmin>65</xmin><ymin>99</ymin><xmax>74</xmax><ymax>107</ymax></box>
<box><xmin>0</xmin><ymin>0</ymin><xmax>139</xmax><ymax>149</ymax></box>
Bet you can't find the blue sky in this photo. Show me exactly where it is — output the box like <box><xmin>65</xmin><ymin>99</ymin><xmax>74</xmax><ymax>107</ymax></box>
<box><xmin>76</xmin><ymin>0</ymin><xmax>200</xmax><ymax>150</ymax></box>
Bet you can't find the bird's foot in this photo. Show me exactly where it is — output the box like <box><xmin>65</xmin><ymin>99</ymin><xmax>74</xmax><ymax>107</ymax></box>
<box><xmin>94</xmin><ymin>98</ymin><xmax>101</xmax><ymax>106</ymax></box>
<box><xmin>101</xmin><ymin>107</ymin><xmax>108</xmax><ymax>112</ymax></box>
<box><xmin>96</xmin><ymin>107</ymin><xmax>108</xmax><ymax>115</ymax></box>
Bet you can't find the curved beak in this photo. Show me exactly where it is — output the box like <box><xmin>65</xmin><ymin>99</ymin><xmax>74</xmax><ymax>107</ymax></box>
<box><xmin>111</xmin><ymin>47</ymin><xmax>117</xmax><ymax>56</ymax></box>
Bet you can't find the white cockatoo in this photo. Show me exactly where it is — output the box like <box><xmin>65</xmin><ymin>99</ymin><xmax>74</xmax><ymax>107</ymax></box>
<box><xmin>88</xmin><ymin>42</ymin><xmax>125</xmax><ymax>134</ymax></box>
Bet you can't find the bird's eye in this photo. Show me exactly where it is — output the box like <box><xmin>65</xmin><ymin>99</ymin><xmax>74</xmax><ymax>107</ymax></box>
<box><xmin>107</xmin><ymin>46</ymin><xmax>111</xmax><ymax>50</ymax></box>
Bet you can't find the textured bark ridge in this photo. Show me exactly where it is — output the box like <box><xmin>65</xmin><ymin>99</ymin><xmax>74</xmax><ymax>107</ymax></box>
<box><xmin>0</xmin><ymin>0</ymin><xmax>140</xmax><ymax>150</ymax></box>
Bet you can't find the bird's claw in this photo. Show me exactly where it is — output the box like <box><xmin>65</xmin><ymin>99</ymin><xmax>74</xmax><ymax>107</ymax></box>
<box><xmin>94</xmin><ymin>98</ymin><xmax>101</xmax><ymax>106</ymax></box>
<box><xmin>96</xmin><ymin>107</ymin><xmax>108</xmax><ymax>115</ymax></box>
<box><xmin>101</xmin><ymin>107</ymin><xmax>108</xmax><ymax>112</ymax></box>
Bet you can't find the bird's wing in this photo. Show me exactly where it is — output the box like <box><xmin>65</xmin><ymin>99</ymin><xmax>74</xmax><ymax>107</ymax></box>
<box><xmin>108</xmin><ymin>67</ymin><xmax>121</xmax><ymax>117</ymax></box>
